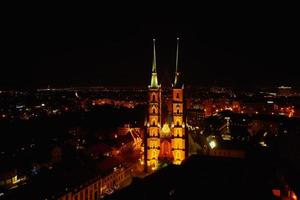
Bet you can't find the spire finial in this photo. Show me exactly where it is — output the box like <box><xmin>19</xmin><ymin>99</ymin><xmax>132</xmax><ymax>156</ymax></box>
<box><xmin>152</xmin><ymin>38</ymin><xmax>157</xmax><ymax>73</ymax></box>
<box><xmin>150</xmin><ymin>38</ymin><xmax>159</xmax><ymax>88</ymax></box>
<box><xmin>174</xmin><ymin>37</ymin><xmax>182</xmax><ymax>88</ymax></box>
<box><xmin>175</xmin><ymin>37</ymin><xmax>179</xmax><ymax>74</ymax></box>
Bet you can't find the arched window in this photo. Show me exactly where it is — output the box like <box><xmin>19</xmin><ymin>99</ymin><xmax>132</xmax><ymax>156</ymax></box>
<box><xmin>152</xmin><ymin>94</ymin><xmax>156</xmax><ymax>101</ymax></box>
<box><xmin>153</xmin><ymin>108</ymin><xmax>155</xmax><ymax>114</ymax></box>
<box><xmin>176</xmin><ymin>93</ymin><xmax>179</xmax><ymax>98</ymax></box>
<box><xmin>177</xmin><ymin>109</ymin><xmax>179</xmax><ymax>114</ymax></box>
<box><xmin>152</xmin><ymin>121</ymin><xmax>156</xmax><ymax>126</ymax></box>
<box><xmin>177</xmin><ymin>121</ymin><xmax>180</xmax><ymax>126</ymax></box>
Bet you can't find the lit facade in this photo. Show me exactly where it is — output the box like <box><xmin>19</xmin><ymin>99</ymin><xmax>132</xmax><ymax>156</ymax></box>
<box><xmin>145</xmin><ymin>38</ymin><xmax>187</xmax><ymax>171</ymax></box>
<box><xmin>58</xmin><ymin>164</ymin><xmax>133</xmax><ymax>200</ymax></box>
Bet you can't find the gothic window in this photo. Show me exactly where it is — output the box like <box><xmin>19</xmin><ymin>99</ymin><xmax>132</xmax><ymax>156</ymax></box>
<box><xmin>176</xmin><ymin>93</ymin><xmax>179</xmax><ymax>99</ymax></box>
<box><xmin>152</xmin><ymin>121</ymin><xmax>156</xmax><ymax>126</ymax></box>
<box><xmin>152</xmin><ymin>94</ymin><xmax>156</xmax><ymax>101</ymax></box>
<box><xmin>153</xmin><ymin>108</ymin><xmax>155</xmax><ymax>114</ymax></box>
<box><xmin>177</xmin><ymin>109</ymin><xmax>179</xmax><ymax>114</ymax></box>
<box><xmin>151</xmin><ymin>129</ymin><xmax>155</xmax><ymax>136</ymax></box>
<box><xmin>177</xmin><ymin>121</ymin><xmax>180</xmax><ymax>126</ymax></box>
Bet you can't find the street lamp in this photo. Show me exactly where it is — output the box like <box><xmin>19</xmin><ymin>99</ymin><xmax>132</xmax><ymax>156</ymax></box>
<box><xmin>209</xmin><ymin>140</ymin><xmax>217</xmax><ymax>149</ymax></box>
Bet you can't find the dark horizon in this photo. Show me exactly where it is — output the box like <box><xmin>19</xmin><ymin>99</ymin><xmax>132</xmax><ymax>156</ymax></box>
<box><xmin>2</xmin><ymin>17</ymin><xmax>299</xmax><ymax>89</ymax></box>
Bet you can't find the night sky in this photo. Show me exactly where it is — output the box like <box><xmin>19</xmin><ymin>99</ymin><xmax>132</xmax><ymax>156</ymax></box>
<box><xmin>2</xmin><ymin>11</ymin><xmax>299</xmax><ymax>89</ymax></box>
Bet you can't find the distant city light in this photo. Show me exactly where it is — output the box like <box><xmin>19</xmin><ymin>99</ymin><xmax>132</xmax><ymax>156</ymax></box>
<box><xmin>278</xmin><ymin>86</ymin><xmax>292</xmax><ymax>89</ymax></box>
<box><xmin>259</xmin><ymin>141</ymin><xmax>268</xmax><ymax>147</ymax></box>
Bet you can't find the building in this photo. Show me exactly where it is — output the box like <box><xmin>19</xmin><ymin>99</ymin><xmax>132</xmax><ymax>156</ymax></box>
<box><xmin>0</xmin><ymin>168</ymin><xmax>26</xmax><ymax>190</ymax></box>
<box><xmin>277</xmin><ymin>86</ymin><xmax>294</xmax><ymax>97</ymax></box>
<box><xmin>58</xmin><ymin>158</ymin><xmax>133</xmax><ymax>200</ymax></box>
<box><xmin>187</xmin><ymin>108</ymin><xmax>205</xmax><ymax>127</ymax></box>
<box><xmin>145</xmin><ymin>38</ymin><xmax>187</xmax><ymax>171</ymax></box>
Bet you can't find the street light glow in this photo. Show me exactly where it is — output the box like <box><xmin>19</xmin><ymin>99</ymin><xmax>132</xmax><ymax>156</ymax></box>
<box><xmin>209</xmin><ymin>140</ymin><xmax>217</xmax><ymax>149</ymax></box>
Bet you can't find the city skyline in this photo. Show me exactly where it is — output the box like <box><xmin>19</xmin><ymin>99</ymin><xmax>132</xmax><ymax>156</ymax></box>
<box><xmin>2</xmin><ymin>20</ymin><xmax>299</xmax><ymax>89</ymax></box>
<box><xmin>1</xmin><ymin>8</ymin><xmax>300</xmax><ymax>199</ymax></box>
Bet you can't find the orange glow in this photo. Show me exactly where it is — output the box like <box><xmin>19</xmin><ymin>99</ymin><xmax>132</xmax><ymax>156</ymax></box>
<box><xmin>160</xmin><ymin>140</ymin><xmax>172</xmax><ymax>159</ymax></box>
<box><xmin>272</xmin><ymin>189</ymin><xmax>280</xmax><ymax>197</ymax></box>
<box><xmin>292</xmin><ymin>191</ymin><xmax>298</xmax><ymax>200</ymax></box>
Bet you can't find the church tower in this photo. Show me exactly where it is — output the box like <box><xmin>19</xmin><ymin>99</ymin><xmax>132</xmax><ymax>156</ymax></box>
<box><xmin>146</xmin><ymin>39</ymin><xmax>161</xmax><ymax>170</ymax></box>
<box><xmin>171</xmin><ymin>38</ymin><xmax>186</xmax><ymax>165</ymax></box>
<box><xmin>145</xmin><ymin>38</ymin><xmax>187</xmax><ymax>172</ymax></box>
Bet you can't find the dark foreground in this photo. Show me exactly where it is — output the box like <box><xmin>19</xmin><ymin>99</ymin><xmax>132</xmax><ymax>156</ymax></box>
<box><xmin>106</xmin><ymin>154</ymin><xmax>299</xmax><ymax>200</ymax></box>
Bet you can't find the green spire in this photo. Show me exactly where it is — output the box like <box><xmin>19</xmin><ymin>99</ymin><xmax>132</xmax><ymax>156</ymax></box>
<box><xmin>152</xmin><ymin>38</ymin><xmax>157</xmax><ymax>73</ymax></box>
<box><xmin>174</xmin><ymin>37</ymin><xmax>182</xmax><ymax>88</ymax></box>
<box><xmin>175</xmin><ymin>37</ymin><xmax>179</xmax><ymax>74</ymax></box>
<box><xmin>150</xmin><ymin>38</ymin><xmax>159</xmax><ymax>88</ymax></box>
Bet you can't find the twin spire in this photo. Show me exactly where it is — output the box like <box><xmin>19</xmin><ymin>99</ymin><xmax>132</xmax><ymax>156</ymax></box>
<box><xmin>174</xmin><ymin>37</ymin><xmax>182</xmax><ymax>88</ymax></box>
<box><xmin>149</xmin><ymin>38</ymin><xmax>182</xmax><ymax>89</ymax></box>
<box><xmin>150</xmin><ymin>39</ymin><xmax>159</xmax><ymax>88</ymax></box>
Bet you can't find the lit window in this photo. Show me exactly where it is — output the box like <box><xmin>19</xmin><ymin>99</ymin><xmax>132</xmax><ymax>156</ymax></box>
<box><xmin>12</xmin><ymin>175</ymin><xmax>18</xmax><ymax>184</ymax></box>
<box><xmin>152</xmin><ymin>121</ymin><xmax>156</xmax><ymax>126</ymax></box>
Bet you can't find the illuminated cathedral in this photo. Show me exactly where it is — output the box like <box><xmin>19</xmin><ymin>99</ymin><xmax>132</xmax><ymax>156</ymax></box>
<box><xmin>145</xmin><ymin>38</ymin><xmax>187</xmax><ymax>171</ymax></box>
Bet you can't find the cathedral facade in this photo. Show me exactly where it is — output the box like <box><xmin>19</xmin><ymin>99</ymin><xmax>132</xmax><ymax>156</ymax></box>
<box><xmin>145</xmin><ymin>38</ymin><xmax>187</xmax><ymax>171</ymax></box>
